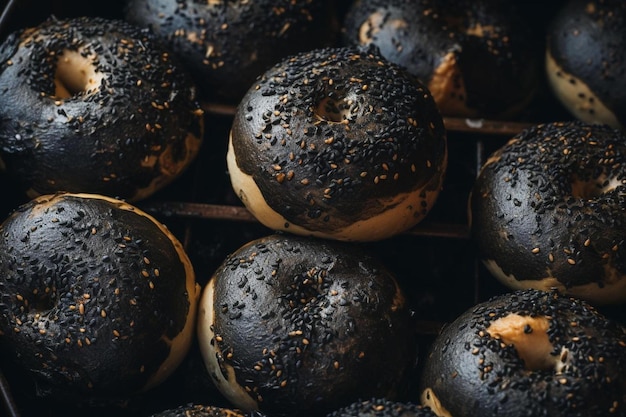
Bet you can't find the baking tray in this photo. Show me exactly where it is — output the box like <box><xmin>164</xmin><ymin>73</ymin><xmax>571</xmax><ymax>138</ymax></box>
<box><xmin>1</xmin><ymin>1</ymin><xmax>624</xmax><ymax>416</ymax></box>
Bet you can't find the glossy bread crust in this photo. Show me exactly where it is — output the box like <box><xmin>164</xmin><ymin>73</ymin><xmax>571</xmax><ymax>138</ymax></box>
<box><xmin>470</xmin><ymin>121</ymin><xmax>626</xmax><ymax>304</ymax></box>
<box><xmin>0</xmin><ymin>193</ymin><xmax>200</xmax><ymax>403</ymax></box>
<box><xmin>197</xmin><ymin>234</ymin><xmax>416</xmax><ymax>417</ymax></box>
<box><xmin>228</xmin><ymin>46</ymin><xmax>447</xmax><ymax>241</ymax></box>
<box><xmin>124</xmin><ymin>0</ymin><xmax>338</xmax><ymax>103</ymax></box>
<box><xmin>547</xmin><ymin>0</ymin><xmax>626</xmax><ymax>128</ymax></box>
<box><xmin>342</xmin><ymin>0</ymin><xmax>540</xmax><ymax>118</ymax></box>
<box><xmin>0</xmin><ymin>16</ymin><xmax>204</xmax><ymax>202</ymax></box>
<box><xmin>419</xmin><ymin>289</ymin><xmax>626</xmax><ymax>417</ymax></box>
<box><xmin>327</xmin><ymin>398</ymin><xmax>438</xmax><ymax>417</ymax></box>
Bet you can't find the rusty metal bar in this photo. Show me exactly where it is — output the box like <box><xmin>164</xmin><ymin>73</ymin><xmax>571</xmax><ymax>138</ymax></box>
<box><xmin>138</xmin><ymin>201</ymin><xmax>471</xmax><ymax>239</ymax></box>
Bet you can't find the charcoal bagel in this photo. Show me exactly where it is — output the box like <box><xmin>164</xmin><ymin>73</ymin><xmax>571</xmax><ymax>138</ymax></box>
<box><xmin>419</xmin><ymin>289</ymin><xmax>626</xmax><ymax>417</ymax></box>
<box><xmin>470</xmin><ymin>121</ymin><xmax>626</xmax><ymax>304</ymax></box>
<box><xmin>228</xmin><ymin>46</ymin><xmax>447</xmax><ymax>242</ymax></box>
<box><xmin>0</xmin><ymin>16</ymin><xmax>204</xmax><ymax>202</ymax></box>
<box><xmin>0</xmin><ymin>192</ymin><xmax>200</xmax><ymax>404</ymax></box>
<box><xmin>197</xmin><ymin>233</ymin><xmax>416</xmax><ymax>416</ymax></box>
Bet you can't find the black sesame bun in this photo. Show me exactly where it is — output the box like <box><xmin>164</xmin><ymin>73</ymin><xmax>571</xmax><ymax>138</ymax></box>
<box><xmin>228</xmin><ymin>46</ymin><xmax>447</xmax><ymax>242</ymax></box>
<box><xmin>0</xmin><ymin>16</ymin><xmax>204</xmax><ymax>202</ymax></box>
<box><xmin>341</xmin><ymin>0</ymin><xmax>540</xmax><ymax>119</ymax></box>
<box><xmin>546</xmin><ymin>0</ymin><xmax>626</xmax><ymax>129</ymax></box>
<box><xmin>197</xmin><ymin>234</ymin><xmax>417</xmax><ymax>417</ymax></box>
<box><xmin>150</xmin><ymin>404</ymin><xmax>247</xmax><ymax>417</ymax></box>
<box><xmin>326</xmin><ymin>398</ymin><xmax>438</xmax><ymax>417</ymax></box>
<box><xmin>419</xmin><ymin>289</ymin><xmax>626</xmax><ymax>417</ymax></box>
<box><xmin>124</xmin><ymin>0</ymin><xmax>338</xmax><ymax>104</ymax></box>
<box><xmin>469</xmin><ymin>121</ymin><xmax>626</xmax><ymax>305</ymax></box>
<box><xmin>0</xmin><ymin>193</ymin><xmax>200</xmax><ymax>404</ymax></box>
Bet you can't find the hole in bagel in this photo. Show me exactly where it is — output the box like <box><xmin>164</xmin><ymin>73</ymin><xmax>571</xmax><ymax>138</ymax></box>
<box><xmin>315</xmin><ymin>96</ymin><xmax>355</xmax><ymax>124</ymax></box>
<box><xmin>570</xmin><ymin>175</ymin><xmax>622</xmax><ymax>199</ymax></box>
<box><xmin>486</xmin><ymin>313</ymin><xmax>565</xmax><ymax>372</ymax></box>
<box><xmin>32</xmin><ymin>293</ymin><xmax>56</xmax><ymax>312</ymax></box>
<box><xmin>21</xmin><ymin>290</ymin><xmax>57</xmax><ymax>313</ymax></box>
<box><xmin>54</xmin><ymin>49</ymin><xmax>104</xmax><ymax>99</ymax></box>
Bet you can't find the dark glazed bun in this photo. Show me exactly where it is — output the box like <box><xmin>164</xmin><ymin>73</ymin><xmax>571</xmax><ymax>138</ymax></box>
<box><xmin>419</xmin><ymin>289</ymin><xmax>626</xmax><ymax>417</ymax></box>
<box><xmin>547</xmin><ymin>0</ymin><xmax>626</xmax><ymax>129</ymax></box>
<box><xmin>0</xmin><ymin>16</ymin><xmax>204</xmax><ymax>202</ymax></box>
<box><xmin>197</xmin><ymin>234</ymin><xmax>416</xmax><ymax>417</ymax></box>
<box><xmin>470</xmin><ymin>121</ymin><xmax>626</xmax><ymax>305</ymax></box>
<box><xmin>124</xmin><ymin>0</ymin><xmax>338</xmax><ymax>103</ymax></box>
<box><xmin>0</xmin><ymin>193</ymin><xmax>200</xmax><ymax>404</ymax></box>
<box><xmin>342</xmin><ymin>0</ymin><xmax>540</xmax><ymax>118</ymax></box>
<box><xmin>326</xmin><ymin>398</ymin><xmax>438</xmax><ymax>417</ymax></box>
<box><xmin>228</xmin><ymin>46</ymin><xmax>447</xmax><ymax>242</ymax></box>
<box><xmin>150</xmin><ymin>404</ymin><xmax>247</xmax><ymax>417</ymax></box>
